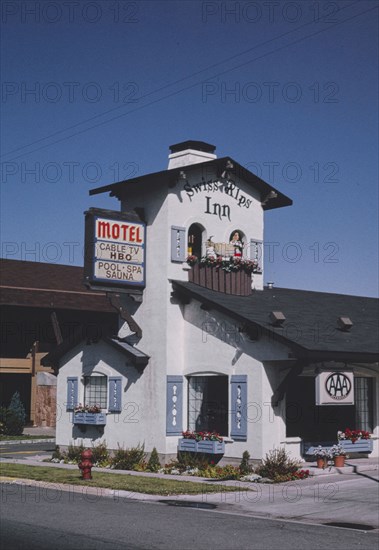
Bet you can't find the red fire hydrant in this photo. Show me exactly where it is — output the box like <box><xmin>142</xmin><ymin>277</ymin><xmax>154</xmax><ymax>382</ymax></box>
<box><xmin>79</xmin><ymin>449</ymin><xmax>93</xmax><ymax>480</ymax></box>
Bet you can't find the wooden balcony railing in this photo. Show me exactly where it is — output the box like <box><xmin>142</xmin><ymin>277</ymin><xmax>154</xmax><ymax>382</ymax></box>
<box><xmin>188</xmin><ymin>263</ymin><xmax>252</xmax><ymax>296</ymax></box>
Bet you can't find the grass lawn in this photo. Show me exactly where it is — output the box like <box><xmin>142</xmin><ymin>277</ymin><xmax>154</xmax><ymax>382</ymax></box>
<box><xmin>0</xmin><ymin>463</ymin><xmax>245</xmax><ymax>496</ymax></box>
<box><xmin>0</xmin><ymin>435</ymin><xmax>54</xmax><ymax>441</ymax></box>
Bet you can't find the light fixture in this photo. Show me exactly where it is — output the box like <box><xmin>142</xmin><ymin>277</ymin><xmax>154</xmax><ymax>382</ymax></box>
<box><xmin>220</xmin><ymin>160</ymin><xmax>234</xmax><ymax>179</ymax></box>
<box><xmin>169</xmin><ymin>170</ymin><xmax>188</xmax><ymax>188</ymax></box>
<box><xmin>261</xmin><ymin>190</ymin><xmax>278</xmax><ymax>206</ymax></box>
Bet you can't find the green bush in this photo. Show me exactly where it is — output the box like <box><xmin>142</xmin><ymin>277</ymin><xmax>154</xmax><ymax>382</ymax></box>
<box><xmin>240</xmin><ymin>450</ymin><xmax>252</xmax><ymax>475</ymax></box>
<box><xmin>147</xmin><ymin>447</ymin><xmax>161</xmax><ymax>472</ymax></box>
<box><xmin>200</xmin><ymin>464</ymin><xmax>241</xmax><ymax>480</ymax></box>
<box><xmin>5</xmin><ymin>392</ymin><xmax>26</xmax><ymax>435</ymax></box>
<box><xmin>255</xmin><ymin>447</ymin><xmax>300</xmax><ymax>481</ymax></box>
<box><xmin>111</xmin><ymin>444</ymin><xmax>146</xmax><ymax>470</ymax></box>
<box><xmin>91</xmin><ymin>441</ymin><xmax>110</xmax><ymax>465</ymax></box>
<box><xmin>66</xmin><ymin>442</ymin><xmax>85</xmax><ymax>463</ymax></box>
<box><xmin>51</xmin><ymin>445</ymin><xmax>63</xmax><ymax>460</ymax></box>
<box><xmin>0</xmin><ymin>406</ymin><xmax>7</xmax><ymax>434</ymax></box>
<box><xmin>177</xmin><ymin>452</ymin><xmax>210</xmax><ymax>471</ymax></box>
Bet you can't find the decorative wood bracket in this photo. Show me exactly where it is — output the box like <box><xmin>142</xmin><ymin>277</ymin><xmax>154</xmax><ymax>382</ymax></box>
<box><xmin>50</xmin><ymin>311</ymin><xmax>63</xmax><ymax>345</ymax></box>
<box><xmin>271</xmin><ymin>362</ymin><xmax>304</xmax><ymax>407</ymax></box>
<box><xmin>107</xmin><ymin>293</ymin><xmax>142</xmax><ymax>338</ymax></box>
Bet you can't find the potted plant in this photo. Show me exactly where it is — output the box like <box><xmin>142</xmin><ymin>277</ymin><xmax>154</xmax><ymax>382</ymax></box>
<box><xmin>330</xmin><ymin>444</ymin><xmax>348</xmax><ymax>467</ymax></box>
<box><xmin>312</xmin><ymin>446</ymin><xmax>331</xmax><ymax>469</ymax></box>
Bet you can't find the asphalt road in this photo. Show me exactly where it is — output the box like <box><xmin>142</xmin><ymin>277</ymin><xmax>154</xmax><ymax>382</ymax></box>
<box><xmin>1</xmin><ymin>481</ymin><xmax>378</xmax><ymax>550</ymax></box>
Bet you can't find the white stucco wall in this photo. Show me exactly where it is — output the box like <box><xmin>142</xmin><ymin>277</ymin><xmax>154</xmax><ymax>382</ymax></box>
<box><xmin>166</xmin><ymin>299</ymin><xmax>293</xmax><ymax>459</ymax></box>
<box><xmin>166</xmin><ymin>164</ymin><xmax>264</xmax><ymax>290</ymax></box>
<box><xmin>56</xmin><ymin>340</ymin><xmax>167</xmax><ymax>452</ymax></box>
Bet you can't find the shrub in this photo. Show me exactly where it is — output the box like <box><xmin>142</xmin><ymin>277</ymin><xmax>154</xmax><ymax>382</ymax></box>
<box><xmin>240</xmin><ymin>451</ymin><xmax>252</xmax><ymax>475</ymax></box>
<box><xmin>91</xmin><ymin>441</ymin><xmax>110</xmax><ymax>465</ymax></box>
<box><xmin>51</xmin><ymin>445</ymin><xmax>63</xmax><ymax>460</ymax></box>
<box><xmin>111</xmin><ymin>444</ymin><xmax>146</xmax><ymax>470</ymax></box>
<box><xmin>255</xmin><ymin>448</ymin><xmax>300</xmax><ymax>481</ymax></box>
<box><xmin>147</xmin><ymin>447</ymin><xmax>161</xmax><ymax>472</ymax></box>
<box><xmin>0</xmin><ymin>406</ymin><xmax>7</xmax><ymax>434</ymax></box>
<box><xmin>66</xmin><ymin>442</ymin><xmax>85</xmax><ymax>463</ymax></box>
<box><xmin>5</xmin><ymin>392</ymin><xmax>26</xmax><ymax>435</ymax></box>
<box><xmin>177</xmin><ymin>452</ymin><xmax>210</xmax><ymax>471</ymax></box>
<box><xmin>206</xmin><ymin>464</ymin><xmax>241</xmax><ymax>480</ymax></box>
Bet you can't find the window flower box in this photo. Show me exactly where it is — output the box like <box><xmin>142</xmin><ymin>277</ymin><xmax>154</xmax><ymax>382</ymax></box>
<box><xmin>339</xmin><ymin>439</ymin><xmax>373</xmax><ymax>454</ymax></box>
<box><xmin>178</xmin><ymin>438</ymin><xmax>225</xmax><ymax>454</ymax></box>
<box><xmin>337</xmin><ymin>429</ymin><xmax>372</xmax><ymax>453</ymax></box>
<box><xmin>73</xmin><ymin>412</ymin><xmax>106</xmax><ymax>425</ymax></box>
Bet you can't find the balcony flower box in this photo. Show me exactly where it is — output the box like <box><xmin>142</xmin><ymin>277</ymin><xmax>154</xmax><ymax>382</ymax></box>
<box><xmin>187</xmin><ymin>261</ymin><xmax>257</xmax><ymax>296</ymax></box>
<box><xmin>178</xmin><ymin>438</ymin><xmax>225</xmax><ymax>454</ymax></box>
<box><xmin>73</xmin><ymin>412</ymin><xmax>106</xmax><ymax>426</ymax></box>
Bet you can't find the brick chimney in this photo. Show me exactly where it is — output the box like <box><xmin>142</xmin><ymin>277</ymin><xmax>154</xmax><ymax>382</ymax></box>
<box><xmin>168</xmin><ymin>140</ymin><xmax>217</xmax><ymax>169</ymax></box>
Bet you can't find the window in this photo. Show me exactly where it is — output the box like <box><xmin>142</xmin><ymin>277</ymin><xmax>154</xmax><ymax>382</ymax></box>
<box><xmin>188</xmin><ymin>376</ymin><xmax>228</xmax><ymax>435</ymax></box>
<box><xmin>229</xmin><ymin>230</ymin><xmax>245</xmax><ymax>258</ymax></box>
<box><xmin>84</xmin><ymin>375</ymin><xmax>107</xmax><ymax>409</ymax></box>
<box><xmin>188</xmin><ymin>223</ymin><xmax>204</xmax><ymax>258</ymax></box>
<box><xmin>355</xmin><ymin>377</ymin><xmax>373</xmax><ymax>433</ymax></box>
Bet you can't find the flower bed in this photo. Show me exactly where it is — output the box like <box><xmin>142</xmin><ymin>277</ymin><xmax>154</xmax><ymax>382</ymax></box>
<box><xmin>49</xmin><ymin>443</ymin><xmax>311</xmax><ymax>483</ymax></box>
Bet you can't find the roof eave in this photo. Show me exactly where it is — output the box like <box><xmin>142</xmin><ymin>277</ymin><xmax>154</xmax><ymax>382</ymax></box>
<box><xmin>89</xmin><ymin>156</ymin><xmax>292</xmax><ymax>211</ymax></box>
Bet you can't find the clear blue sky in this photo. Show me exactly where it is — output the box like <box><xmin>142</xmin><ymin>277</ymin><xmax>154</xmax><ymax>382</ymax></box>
<box><xmin>1</xmin><ymin>0</ymin><xmax>378</xmax><ymax>297</ymax></box>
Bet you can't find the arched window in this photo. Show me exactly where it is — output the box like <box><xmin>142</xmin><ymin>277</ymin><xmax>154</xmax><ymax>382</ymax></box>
<box><xmin>84</xmin><ymin>374</ymin><xmax>107</xmax><ymax>409</ymax></box>
<box><xmin>188</xmin><ymin>223</ymin><xmax>204</xmax><ymax>258</ymax></box>
<box><xmin>229</xmin><ymin>229</ymin><xmax>245</xmax><ymax>258</ymax></box>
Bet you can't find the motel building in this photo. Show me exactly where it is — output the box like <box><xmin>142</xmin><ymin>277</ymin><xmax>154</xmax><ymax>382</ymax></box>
<box><xmin>42</xmin><ymin>141</ymin><xmax>379</xmax><ymax>461</ymax></box>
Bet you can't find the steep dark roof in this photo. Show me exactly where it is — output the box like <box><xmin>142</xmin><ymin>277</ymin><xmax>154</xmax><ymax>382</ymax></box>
<box><xmin>41</xmin><ymin>335</ymin><xmax>149</xmax><ymax>369</ymax></box>
<box><xmin>89</xmin><ymin>156</ymin><xmax>292</xmax><ymax>211</ymax></box>
<box><xmin>0</xmin><ymin>259</ymin><xmax>114</xmax><ymax>313</ymax></box>
<box><xmin>172</xmin><ymin>281</ymin><xmax>379</xmax><ymax>362</ymax></box>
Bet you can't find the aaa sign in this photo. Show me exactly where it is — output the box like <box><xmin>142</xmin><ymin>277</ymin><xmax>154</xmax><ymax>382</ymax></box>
<box><xmin>315</xmin><ymin>371</ymin><xmax>354</xmax><ymax>405</ymax></box>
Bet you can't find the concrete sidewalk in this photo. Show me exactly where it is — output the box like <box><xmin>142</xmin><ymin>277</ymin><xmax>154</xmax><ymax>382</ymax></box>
<box><xmin>23</xmin><ymin>427</ymin><xmax>56</xmax><ymax>437</ymax></box>
<box><xmin>1</xmin><ymin>427</ymin><xmax>56</xmax><ymax>445</ymax></box>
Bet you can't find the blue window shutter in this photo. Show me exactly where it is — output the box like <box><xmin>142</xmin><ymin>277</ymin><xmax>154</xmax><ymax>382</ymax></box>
<box><xmin>166</xmin><ymin>376</ymin><xmax>183</xmax><ymax>435</ymax></box>
<box><xmin>171</xmin><ymin>226</ymin><xmax>186</xmax><ymax>262</ymax></box>
<box><xmin>230</xmin><ymin>375</ymin><xmax>247</xmax><ymax>440</ymax></box>
<box><xmin>249</xmin><ymin>239</ymin><xmax>263</xmax><ymax>272</ymax></box>
<box><xmin>108</xmin><ymin>377</ymin><xmax>122</xmax><ymax>412</ymax></box>
<box><xmin>66</xmin><ymin>377</ymin><xmax>78</xmax><ymax>411</ymax></box>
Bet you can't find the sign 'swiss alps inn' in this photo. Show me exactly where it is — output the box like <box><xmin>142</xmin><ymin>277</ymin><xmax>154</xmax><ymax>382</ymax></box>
<box><xmin>84</xmin><ymin>209</ymin><xmax>146</xmax><ymax>289</ymax></box>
